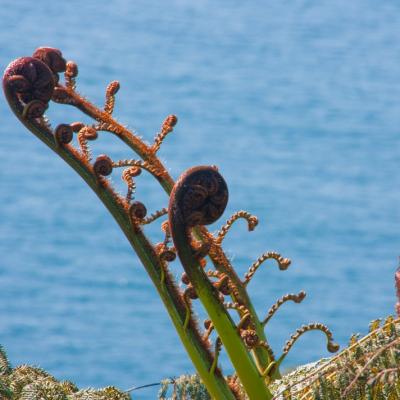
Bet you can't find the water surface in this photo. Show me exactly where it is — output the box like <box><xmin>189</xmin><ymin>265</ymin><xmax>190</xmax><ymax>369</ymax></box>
<box><xmin>0</xmin><ymin>1</ymin><xmax>399</xmax><ymax>398</ymax></box>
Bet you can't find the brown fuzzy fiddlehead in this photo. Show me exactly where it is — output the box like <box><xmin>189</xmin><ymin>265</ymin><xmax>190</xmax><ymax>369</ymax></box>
<box><xmin>129</xmin><ymin>201</ymin><xmax>147</xmax><ymax>221</ymax></box>
<box><xmin>169</xmin><ymin>166</ymin><xmax>229</xmax><ymax>329</ymax></box>
<box><xmin>93</xmin><ymin>155</ymin><xmax>113</xmax><ymax>176</ymax></box>
<box><xmin>168</xmin><ymin>166</ymin><xmax>228</xmax><ymax>230</ymax></box>
<box><xmin>54</xmin><ymin>124</ymin><xmax>74</xmax><ymax>146</ymax></box>
<box><xmin>243</xmin><ymin>251</ymin><xmax>291</xmax><ymax>285</ymax></box>
<box><xmin>3</xmin><ymin>57</ymin><xmax>55</xmax><ymax>116</ymax></box>
<box><xmin>216</xmin><ymin>211</ymin><xmax>258</xmax><ymax>244</ymax></box>
<box><xmin>151</xmin><ymin>114</ymin><xmax>178</xmax><ymax>153</ymax></box>
<box><xmin>278</xmin><ymin>323</ymin><xmax>340</xmax><ymax>366</ymax></box>
<box><xmin>121</xmin><ymin>166</ymin><xmax>141</xmax><ymax>202</ymax></box>
<box><xmin>77</xmin><ymin>126</ymin><xmax>98</xmax><ymax>160</ymax></box>
<box><xmin>262</xmin><ymin>291</ymin><xmax>306</xmax><ymax>326</ymax></box>
<box><xmin>65</xmin><ymin>61</ymin><xmax>78</xmax><ymax>89</ymax></box>
<box><xmin>104</xmin><ymin>81</ymin><xmax>120</xmax><ymax>114</ymax></box>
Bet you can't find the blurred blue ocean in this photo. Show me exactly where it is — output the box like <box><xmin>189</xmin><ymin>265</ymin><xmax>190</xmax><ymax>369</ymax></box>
<box><xmin>0</xmin><ymin>1</ymin><xmax>399</xmax><ymax>398</ymax></box>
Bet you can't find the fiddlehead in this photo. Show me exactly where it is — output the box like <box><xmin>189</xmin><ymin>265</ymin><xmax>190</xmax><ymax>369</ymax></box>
<box><xmin>169</xmin><ymin>166</ymin><xmax>228</xmax><ymax>230</ymax></box>
<box><xmin>77</xmin><ymin>126</ymin><xmax>98</xmax><ymax>160</ymax></box>
<box><xmin>216</xmin><ymin>211</ymin><xmax>258</xmax><ymax>244</ymax></box>
<box><xmin>112</xmin><ymin>159</ymin><xmax>165</xmax><ymax>178</ymax></box>
<box><xmin>93</xmin><ymin>155</ymin><xmax>113</xmax><ymax>177</ymax></box>
<box><xmin>203</xmin><ymin>319</ymin><xmax>215</xmax><ymax>341</ymax></box>
<box><xmin>104</xmin><ymin>81</ymin><xmax>120</xmax><ymax>114</ymax></box>
<box><xmin>121</xmin><ymin>166</ymin><xmax>141</xmax><ymax>202</ymax></box>
<box><xmin>2</xmin><ymin>48</ymin><xmax>246</xmax><ymax>400</ymax></box>
<box><xmin>262</xmin><ymin>291</ymin><xmax>306</xmax><ymax>326</ymax></box>
<box><xmin>169</xmin><ymin>166</ymin><xmax>228</xmax><ymax>329</ymax></box>
<box><xmin>277</xmin><ymin>323</ymin><xmax>340</xmax><ymax>367</ymax></box>
<box><xmin>151</xmin><ymin>114</ymin><xmax>178</xmax><ymax>153</ymax></box>
<box><xmin>64</xmin><ymin>61</ymin><xmax>78</xmax><ymax>89</ymax></box>
<box><xmin>54</xmin><ymin>124</ymin><xmax>73</xmax><ymax>146</ymax></box>
<box><xmin>3</xmin><ymin>57</ymin><xmax>55</xmax><ymax>117</ymax></box>
<box><xmin>243</xmin><ymin>251</ymin><xmax>291</xmax><ymax>285</ymax></box>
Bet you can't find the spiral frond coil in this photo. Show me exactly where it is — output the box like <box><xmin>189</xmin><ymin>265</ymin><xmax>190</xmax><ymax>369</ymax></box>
<box><xmin>244</xmin><ymin>251</ymin><xmax>291</xmax><ymax>285</ymax></box>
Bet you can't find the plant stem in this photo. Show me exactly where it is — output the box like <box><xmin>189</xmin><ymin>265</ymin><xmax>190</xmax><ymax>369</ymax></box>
<box><xmin>3</xmin><ymin>92</ymin><xmax>236</xmax><ymax>399</ymax></box>
<box><xmin>168</xmin><ymin>166</ymin><xmax>272</xmax><ymax>400</ymax></box>
<box><xmin>66</xmin><ymin>85</ymin><xmax>276</xmax><ymax>376</ymax></box>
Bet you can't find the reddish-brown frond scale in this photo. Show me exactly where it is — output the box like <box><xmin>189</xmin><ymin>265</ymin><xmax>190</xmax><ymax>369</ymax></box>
<box><xmin>93</xmin><ymin>155</ymin><xmax>113</xmax><ymax>176</ymax></box>
<box><xmin>129</xmin><ymin>201</ymin><xmax>147</xmax><ymax>220</ymax></box>
<box><xmin>54</xmin><ymin>124</ymin><xmax>73</xmax><ymax>145</ymax></box>
<box><xmin>64</xmin><ymin>61</ymin><xmax>78</xmax><ymax>89</ymax></box>
<box><xmin>160</xmin><ymin>249</ymin><xmax>177</xmax><ymax>262</ymax></box>
<box><xmin>241</xmin><ymin>330</ymin><xmax>259</xmax><ymax>349</ymax></box>
<box><xmin>185</xmin><ymin>285</ymin><xmax>198</xmax><ymax>300</ymax></box>
<box><xmin>327</xmin><ymin>341</ymin><xmax>340</xmax><ymax>353</ymax></box>
<box><xmin>193</xmin><ymin>242</ymin><xmax>211</xmax><ymax>260</ymax></box>
<box><xmin>165</xmin><ymin>114</ymin><xmax>178</xmax><ymax>127</ymax></box>
<box><xmin>214</xmin><ymin>275</ymin><xmax>231</xmax><ymax>296</ymax></box>
<box><xmin>181</xmin><ymin>272</ymin><xmax>190</xmax><ymax>285</ymax></box>
<box><xmin>204</xmin><ymin>319</ymin><xmax>212</xmax><ymax>330</ymax></box>
<box><xmin>161</xmin><ymin>220</ymin><xmax>169</xmax><ymax>233</ymax></box>
<box><xmin>237</xmin><ymin>313</ymin><xmax>252</xmax><ymax>331</ymax></box>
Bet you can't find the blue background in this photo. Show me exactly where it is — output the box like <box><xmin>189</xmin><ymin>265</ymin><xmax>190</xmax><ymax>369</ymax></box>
<box><xmin>0</xmin><ymin>1</ymin><xmax>399</xmax><ymax>398</ymax></box>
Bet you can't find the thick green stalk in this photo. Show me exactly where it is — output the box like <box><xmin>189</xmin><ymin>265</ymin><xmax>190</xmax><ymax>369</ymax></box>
<box><xmin>172</xmin><ymin>225</ymin><xmax>272</xmax><ymax>399</ymax></box>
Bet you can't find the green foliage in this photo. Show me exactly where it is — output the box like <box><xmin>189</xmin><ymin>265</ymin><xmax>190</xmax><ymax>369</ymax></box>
<box><xmin>159</xmin><ymin>375</ymin><xmax>211</xmax><ymax>400</ymax></box>
<box><xmin>1</xmin><ymin>318</ymin><xmax>400</xmax><ymax>399</ymax></box>
<box><xmin>0</xmin><ymin>345</ymin><xmax>11</xmax><ymax>376</ymax></box>
<box><xmin>270</xmin><ymin>316</ymin><xmax>400</xmax><ymax>399</ymax></box>
<box><xmin>0</xmin><ymin>346</ymin><xmax>130</xmax><ymax>400</ymax></box>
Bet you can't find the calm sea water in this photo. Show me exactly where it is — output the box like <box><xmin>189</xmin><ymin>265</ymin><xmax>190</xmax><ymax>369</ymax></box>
<box><xmin>0</xmin><ymin>1</ymin><xmax>399</xmax><ymax>398</ymax></box>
